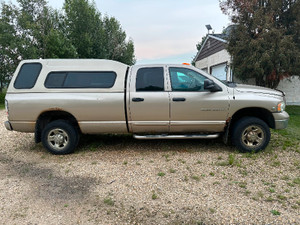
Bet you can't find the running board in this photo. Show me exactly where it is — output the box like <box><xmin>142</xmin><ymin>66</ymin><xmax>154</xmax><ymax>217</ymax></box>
<box><xmin>133</xmin><ymin>134</ymin><xmax>220</xmax><ymax>140</ymax></box>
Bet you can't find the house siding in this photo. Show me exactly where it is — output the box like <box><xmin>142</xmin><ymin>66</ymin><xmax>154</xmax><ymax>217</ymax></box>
<box><xmin>277</xmin><ymin>76</ymin><xmax>300</xmax><ymax>105</ymax></box>
<box><xmin>195</xmin><ymin>38</ymin><xmax>226</xmax><ymax>62</ymax></box>
<box><xmin>195</xmin><ymin>49</ymin><xmax>231</xmax><ymax>81</ymax></box>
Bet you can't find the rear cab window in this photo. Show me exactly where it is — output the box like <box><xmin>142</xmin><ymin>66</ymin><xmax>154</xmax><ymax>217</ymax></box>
<box><xmin>136</xmin><ymin>67</ymin><xmax>164</xmax><ymax>91</ymax></box>
<box><xmin>45</xmin><ymin>71</ymin><xmax>117</xmax><ymax>88</ymax></box>
<box><xmin>14</xmin><ymin>63</ymin><xmax>42</xmax><ymax>89</ymax></box>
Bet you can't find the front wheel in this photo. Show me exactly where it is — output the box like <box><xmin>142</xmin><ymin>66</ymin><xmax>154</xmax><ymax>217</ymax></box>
<box><xmin>41</xmin><ymin>120</ymin><xmax>79</xmax><ymax>155</ymax></box>
<box><xmin>232</xmin><ymin>117</ymin><xmax>270</xmax><ymax>152</ymax></box>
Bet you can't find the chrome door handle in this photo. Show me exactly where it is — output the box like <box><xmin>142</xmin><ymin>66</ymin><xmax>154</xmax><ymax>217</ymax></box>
<box><xmin>132</xmin><ymin>97</ymin><xmax>144</xmax><ymax>102</ymax></box>
<box><xmin>172</xmin><ymin>98</ymin><xmax>186</xmax><ymax>102</ymax></box>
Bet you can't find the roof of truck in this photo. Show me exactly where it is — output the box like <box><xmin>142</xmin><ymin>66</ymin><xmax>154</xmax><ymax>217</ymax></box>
<box><xmin>21</xmin><ymin>58</ymin><xmax>129</xmax><ymax>67</ymax></box>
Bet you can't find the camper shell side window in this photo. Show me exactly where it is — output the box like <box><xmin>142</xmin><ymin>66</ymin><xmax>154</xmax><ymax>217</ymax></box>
<box><xmin>44</xmin><ymin>71</ymin><xmax>117</xmax><ymax>88</ymax></box>
<box><xmin>14</xmin><ymin>63</ymin><xmax>42</xmax><ymax>89</ymax></box>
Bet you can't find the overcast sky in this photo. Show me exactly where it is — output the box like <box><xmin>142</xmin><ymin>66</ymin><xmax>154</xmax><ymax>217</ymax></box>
<box><xmin>96</xmin><ymin>0</ymin><xmax>231</xmax><ymax>64</ymax></box>
<box><xmin>7</xmin><ymin>0</ymin><xmax>231</xmax><ymax>64</ymax></box>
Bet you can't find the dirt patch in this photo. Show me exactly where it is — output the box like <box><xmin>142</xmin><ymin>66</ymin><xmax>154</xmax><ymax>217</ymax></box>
<box><xmin>0</xmin><ymin>110</ymin><xmax>299</xmax><ymax>224</ymax></box>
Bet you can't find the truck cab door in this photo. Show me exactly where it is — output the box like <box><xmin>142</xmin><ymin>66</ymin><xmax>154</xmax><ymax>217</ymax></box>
<box><xmin>127</xmin><ymin>66</ymin><xmax>170</xmax><ymax>133</ymax></box>
<box><xmin>168</xmin><ymin>66</ymin><xmax>229</xmax><ymax>133</ymax></box>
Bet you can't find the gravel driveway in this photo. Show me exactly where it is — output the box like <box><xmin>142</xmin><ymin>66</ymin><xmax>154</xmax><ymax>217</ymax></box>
<box><xmin>0</xmin><ymin>110</ymin><xmax>299</xmax><ymax>224</ymax></box>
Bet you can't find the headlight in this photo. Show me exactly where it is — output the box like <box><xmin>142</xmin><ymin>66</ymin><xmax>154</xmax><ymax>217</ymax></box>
<box><xmin>277</xmin><ymin>102</ymin><xmax>285</xmax><ymax>112</ymax></box>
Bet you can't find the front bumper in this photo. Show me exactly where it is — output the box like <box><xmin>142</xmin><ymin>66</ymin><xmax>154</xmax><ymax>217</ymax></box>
<box><xmin>273</xmin><ymin>111</ymin><xmax>289</xmax><ymax>130</ymax></box>
<box><xmin>4</xmin><ymin>121</ymin><xmax>13</xmax><ymax>131</ymax></box>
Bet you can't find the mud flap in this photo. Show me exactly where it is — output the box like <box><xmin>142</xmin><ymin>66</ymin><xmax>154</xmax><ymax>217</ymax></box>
<box><xmin>222</xmin><ymin>119</ymin><xmax>232</xmax><ymax>145</ymax></box>
<box><xmin>35</xmin><ymin>122</ymin><xmax>41</xmax><ymax>143</ymax></box>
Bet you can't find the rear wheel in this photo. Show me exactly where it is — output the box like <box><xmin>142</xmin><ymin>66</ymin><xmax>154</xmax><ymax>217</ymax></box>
<box><xmin>232</xmin><ymin>117</ymin><xmax>270</xmax><ymax>152</ymax></box>
<box><xmin>41</xmin><ymin>120</ymin><xmax>79</xmax><ymax>155</ymax></box>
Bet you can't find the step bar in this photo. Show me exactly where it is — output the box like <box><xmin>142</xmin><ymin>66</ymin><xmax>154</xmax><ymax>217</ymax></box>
<box><xmin>133</xmin><ymin>134</ymin><xmax>220</xmax><ymax>140</ymax></box>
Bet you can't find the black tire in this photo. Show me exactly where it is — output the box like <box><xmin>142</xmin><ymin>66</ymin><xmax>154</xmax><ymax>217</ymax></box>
<box><xmin>41</xmin><ymin>120</ymin><xmax>79</xmax><ymax>155</ymax></box>
<box><xmin>231</xmin><ymin>117</ymin><xmax>270</xmax><ymax>153</ymax></box>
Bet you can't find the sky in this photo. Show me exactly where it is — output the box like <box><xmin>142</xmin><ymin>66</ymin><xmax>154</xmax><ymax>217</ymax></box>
<box><xmin>6</xmin><ymin>0</ymin><xmax>231</xmax><ymax>64</ymax></box>
<box><xmin>93</xmin><ymin>0</ymin><xmax>231</xmax><ymax>64</ymax></box>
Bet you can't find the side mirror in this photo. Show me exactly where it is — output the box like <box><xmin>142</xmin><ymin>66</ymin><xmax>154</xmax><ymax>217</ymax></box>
<box><xmin>204</xmin><ymin>79</ymin><xmax>222</xmax><ymax>92</ymax></box>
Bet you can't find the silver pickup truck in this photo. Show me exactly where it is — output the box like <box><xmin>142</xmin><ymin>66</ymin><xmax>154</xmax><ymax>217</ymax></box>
<box><xmin>4</xmin><ymin>59</ymin><xmax>289</xmax><ymax>154</ymax></box>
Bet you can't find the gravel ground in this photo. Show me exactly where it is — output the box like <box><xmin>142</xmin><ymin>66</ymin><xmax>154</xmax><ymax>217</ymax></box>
<box><xmin>0</xmin><ymin>110</ymin><xmax>299</xmax><ymax>224</ymax></box>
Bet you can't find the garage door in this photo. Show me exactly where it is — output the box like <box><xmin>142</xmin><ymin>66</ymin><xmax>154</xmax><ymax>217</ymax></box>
<box><xmin>211</xmin><ymin>63</ymin><xmax>227</xmax><ymax>80</ymax></box>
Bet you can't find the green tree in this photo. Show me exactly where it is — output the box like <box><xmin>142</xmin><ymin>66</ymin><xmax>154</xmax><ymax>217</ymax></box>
<box><xmin>17</xmin><ymin>0</ymin><xmax>77</xmax><ymax>59</ymax></box>
<box><xmin>0</xmin><ymin>0</ymin><xmax>135</xmax><ymax>91</ymax></box>
<box><xmin>0</xmin><ymin>0</ymin><xmax>77</xmax><ymax>92</ymax></box>
<box><xmin>64</xmin><ymin>0</ymin><xmax>103</xmax><ymax>58</ymax></box>
<box><xmin>102</xmin><ymin>16</ymin><xmax>135</xmax><ymax>65</ymax></box>
<box><xmin>64</xmin><ymin>0</ymin><xmax>135</xmax><ymax>64</ymax></box>
<box><xmin>0</xmin><ymin>3</ymin><xmax>20</xmax><ymax>92</ymax></box>
<box><xmin>220</xmin><ymin>0</ymin><xmax>300</xmax><ymax>88</ymax></box>
<box><xmin>42</xmin><ymin>10</ymin><xmax>77</xmax><ymax>58</ymax></box>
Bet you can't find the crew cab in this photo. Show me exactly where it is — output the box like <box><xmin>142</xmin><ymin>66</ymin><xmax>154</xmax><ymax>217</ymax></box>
<box><xmin>4</xmin><ymin>59</ymin><xmax>289</xmax><ymax>154</ymax></box>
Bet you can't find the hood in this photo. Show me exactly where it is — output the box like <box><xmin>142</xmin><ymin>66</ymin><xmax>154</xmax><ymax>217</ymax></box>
<box><xmin>235</xmin><ymin>84</ymin><xmax>283</xmax><ymax>97</ymax></box>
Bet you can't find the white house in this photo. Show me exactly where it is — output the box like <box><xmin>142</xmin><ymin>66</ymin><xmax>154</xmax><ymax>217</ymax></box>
<box><xmin>193</xmin><ymin>28</ymin><xmax>300</xmax><ymax>105</ymax></box>
<box><xmin>194</xmin><ymin>33</ymin><xmax>232</xmax><ymax>81</ymax></box>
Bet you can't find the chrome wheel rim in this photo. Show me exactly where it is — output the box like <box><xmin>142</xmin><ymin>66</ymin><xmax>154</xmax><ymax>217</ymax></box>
<box><xmin>47</xmin><ymin>128</ymin><xmax>69</xmax><ymax>151</ymax></box>
<box><xmin>241</xmin><ymin>125</ymin><xmax>264</xmax><ymax>148</ymax></box>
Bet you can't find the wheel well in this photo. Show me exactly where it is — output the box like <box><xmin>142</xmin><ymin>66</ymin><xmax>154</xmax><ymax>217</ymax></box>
<box><xmin>35</xmin><ymin>110</ymin><xmax>80</xmax><ymax>143</ymax></box>
<box><xmin>230</xmin><ymin>107</ymin><xmax>275</xmax><ymax>129</ymax></box>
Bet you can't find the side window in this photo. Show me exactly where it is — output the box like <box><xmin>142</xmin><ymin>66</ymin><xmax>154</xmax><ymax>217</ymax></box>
<box><xmin>136</xmin><ymin>67</ymin><xmax>164</xmax><ymax>92</ymax></box>
<box><xmin>14</xmin><ymin>63</ymin><xmax>42</xmax><ymax>89</ymax></box>
<box><xmin>44</xmin><ymin>72</ymin><xmax>67</xmax><ymax>88</ymax></box>
<box><xmin>45</xmin><ymin>72</ymin><xmax>116</xmax><ymax>88</ymax></box>
<box><xmin>169</xmin><ymin>67</ymin><xmax>206</xmax><ymax>92</ymax></box>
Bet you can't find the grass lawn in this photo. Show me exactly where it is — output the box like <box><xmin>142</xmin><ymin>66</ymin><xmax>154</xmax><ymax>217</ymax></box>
<box><xmin>276</xmin><ymin>106</ymin><xmax>300</xmax><ymax>140</ymax></box>
<box><xmin>273</xmin><ymin>105</ymin><xmax>300</xmax><ymax>151</ymax></box>
<box><xmin>0</xmin><ymin>104</ymin><xmax>4</xmax><ymax>110</ymax></box>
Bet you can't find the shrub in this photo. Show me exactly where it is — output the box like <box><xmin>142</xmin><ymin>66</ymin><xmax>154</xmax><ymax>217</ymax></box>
<box><xmin>0</xmin><ymin>91</ymin><xmax>6</xmax><ymax>105</ymax></box>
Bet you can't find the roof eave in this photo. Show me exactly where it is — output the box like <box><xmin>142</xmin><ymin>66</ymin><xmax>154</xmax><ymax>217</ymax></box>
<box><xmin>193</xmin><ymin>34</ymin><xmax>228</xmax><ymax>63</ymax></box>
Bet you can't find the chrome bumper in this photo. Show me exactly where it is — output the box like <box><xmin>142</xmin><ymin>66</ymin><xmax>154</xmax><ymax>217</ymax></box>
<box><xmin>4</xmin><ymin>121</ymin><xmax>13</xmax><ymax>131</ymax></box>
<box><xmin>273</xmin><ymin>111</ymin><xmax>289</xmax><ymax>130</ymax></box>
<box><xmin>274</xmin><ymin>119</ymin><xmax>289</xmax><ymax>129</ymax></box>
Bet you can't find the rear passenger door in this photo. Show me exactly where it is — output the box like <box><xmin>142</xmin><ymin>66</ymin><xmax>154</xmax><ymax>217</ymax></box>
<box><xmin>128</xmin><ymin>66</ymin><xmax>170</xmax><ymax>133</ymax></box>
